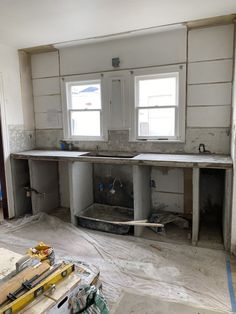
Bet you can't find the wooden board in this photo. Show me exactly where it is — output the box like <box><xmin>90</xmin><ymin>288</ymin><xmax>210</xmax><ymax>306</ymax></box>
<box><xmin>0</xmin><ymin>248</ymin><xmax>22</xmax><ymax>280</ymax></box>
<box><xmin>20</xmin><ymin>273</ymin><xmax>81</xmax><ymax>314</ymax></box>
<box><xmin>0</xmin><ymin>262</ymin><xmax>50</xmax><ymax>304</ymax></box>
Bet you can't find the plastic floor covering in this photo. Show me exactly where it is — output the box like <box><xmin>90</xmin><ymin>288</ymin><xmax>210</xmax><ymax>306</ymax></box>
<box><xmin>0</xmin><ymin>213</ymin><xmax>232</xmax><ymax>312</ymax></box>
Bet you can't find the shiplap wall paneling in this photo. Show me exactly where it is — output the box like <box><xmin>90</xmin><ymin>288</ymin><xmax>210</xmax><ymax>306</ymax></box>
<box><xmin>32</xmin><ymin>77</ymin><xmax>60</xmax><ymax>96</ymax></box>
<box><xmin>35</xmin><ymin>112</ymin><xmax>62</xmax><ymax>129</ymax></box>
<box><xmin>188</xmin><ymin>83</ymin><xmax>232</xmax><ymax>107</ymax></box>
<box><xmin>34</xmin><ymin>95</ymin><xmax>62</xmax><ymax>113</ymax></box>
<box><xmin>188</xmin><ymin>24</ymin><xmax>234</xmax><ymax>62</ymax></box>
<box><xmin>187</xmin><ymin>106</ymin><xmax>231</xmax><ymax>128</ymax></box>
<box><xmin>188</xmin><ymin>59</ymin><xmax>233</xmax><ymax>84</ymax></box>
<box><xmin>31</xmin><ymin>51</ymin><xmax>59</xmax><ymax>79</ymax></box>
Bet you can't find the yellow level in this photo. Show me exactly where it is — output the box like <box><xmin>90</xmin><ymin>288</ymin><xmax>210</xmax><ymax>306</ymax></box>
<box><xmin>0</xmin><ymin>263</ymin><xmax>75</xmax><ymax>314</ymax></box>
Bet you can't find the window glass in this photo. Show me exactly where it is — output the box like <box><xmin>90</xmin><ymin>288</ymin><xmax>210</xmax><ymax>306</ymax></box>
<box><xmin>138</xmin><ymin>107</ymin><xmax>175</xmax><ymax>137</ymax></box>
<box><xmin>71</xmin><ymin>83</ymin><xmax>101</xmax><ymax>109</ymax></box>
<box><xmin>71</xmin><ymin>111</ymin><xmax>101</xmax><ymax>136</ymax></box>
<box><xmin>138</xmin><ymin>76</ymin><xmax>177</xmax><ymax>107</ymax></box>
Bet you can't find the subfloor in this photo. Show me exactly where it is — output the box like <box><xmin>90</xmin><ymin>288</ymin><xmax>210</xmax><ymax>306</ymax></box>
<box><xmin>0</xmin><ymin>213</ymin><xmax>233</xmax><ymax>313</ymax></box>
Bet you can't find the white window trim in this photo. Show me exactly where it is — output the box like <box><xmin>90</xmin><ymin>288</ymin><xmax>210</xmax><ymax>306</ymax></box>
<box><xmin>61</xmin><ymin>73</ymin><xmax>108</xmax><ymax>141</ymax></box>
<box><xmin>129</xmin><ymin>64</ymin><xmax>186</xmax><ymax>142</ymax></box>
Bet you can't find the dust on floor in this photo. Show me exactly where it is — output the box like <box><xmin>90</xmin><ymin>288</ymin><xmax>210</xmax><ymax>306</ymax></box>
<box><xmin>0</xmin><ymin>213</ymin><xmax>232</xmax><ymax>312</ymax></box>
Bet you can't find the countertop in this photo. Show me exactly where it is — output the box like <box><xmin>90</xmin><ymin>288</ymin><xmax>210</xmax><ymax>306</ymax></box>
<box><xmin>11</xmin><ymin>150</ymin><xmax>233</xmax><ymax>169</ymax></box>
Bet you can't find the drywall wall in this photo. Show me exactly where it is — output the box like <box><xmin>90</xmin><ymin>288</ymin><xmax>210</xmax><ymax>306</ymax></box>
<box><xmin>230</xmin><ymin>29</ymin><xmax>236</xmax><ymax>255</ymax></box>
<box><xmin>31</xmin><ymin>24</ymin><xmax>234</xmax><ymax>215</ymax></box>
<box><xmin>0</xmin><ymin>44</ymin><xmax>23</xmax><ymax>125</ymax></box>
<box><xmin>0</xmin><ymin>44</ymin><xmax>35</xmax><ymax>218</ymax></box>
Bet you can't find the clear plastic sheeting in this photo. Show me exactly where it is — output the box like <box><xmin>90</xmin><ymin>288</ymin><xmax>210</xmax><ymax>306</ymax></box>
<box><xmin>0</xmin><ymin>213</ymin><xmax>231</xmax><ymax>312</ymax></box>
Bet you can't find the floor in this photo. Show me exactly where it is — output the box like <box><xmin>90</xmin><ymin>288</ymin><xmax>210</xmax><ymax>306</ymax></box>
<box><xmin>111</xmin><ymin>291</ymin><xmax>232</xmax><ymax>314</ymax></box>
<box><xmin>0</xmin><ymin>212</ymin><xmax>233</xmax><ymax>313</ymax></box>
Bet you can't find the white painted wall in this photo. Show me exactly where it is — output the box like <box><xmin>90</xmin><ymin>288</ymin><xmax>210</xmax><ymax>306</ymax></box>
<box><xmin>0</xmin><ymin>44</ymin><xmax>23</xmax><ymax>125</ymax></box>
<box><xmin>230</xmin><ymin>30</ymin><xmax>236</xmax><ymax>255</ymax></box>
<box><xmin>0</xmin><ymin>44</ymin><xmax>27</xmax><ymax>218</ymax></box>
<box><xmin>59</xmin><ymin>29</ymin><xmax>187</xmax><ymax>75</ymax></box>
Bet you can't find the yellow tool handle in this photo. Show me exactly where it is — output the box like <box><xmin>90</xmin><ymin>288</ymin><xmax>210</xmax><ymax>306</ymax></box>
<box><xmin>0</xmin><ymin>263</ymin><xmax>74</xmax><ymax>314</ymax></box>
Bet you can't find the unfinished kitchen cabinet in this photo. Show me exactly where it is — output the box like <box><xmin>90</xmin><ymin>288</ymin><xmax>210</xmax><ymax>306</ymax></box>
<box><xmin>69</xmin><ymin>161</ymin><xmax>93</xmax><ymax>225</ymax></box>
<box><xmin>11</xmin><ymin>151</ymin><xmax>233</xmax><ymax>250</ymax></box>
<box><xmin>11</xmin><ymin>159</ymin><xmax>32</xmax><ymax>217</ymax></box>
<box><xmin>28</xmin><ymin>160</ymin><xmax>60</xmax><ymax>214</ymax></box>
<box><xmin>71</xmin><ymin>161</ymin><xmax>134</xmax><ymax>234</ymax></box>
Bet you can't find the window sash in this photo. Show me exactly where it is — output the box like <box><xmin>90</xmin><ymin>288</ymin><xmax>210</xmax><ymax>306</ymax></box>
<box><xmin>134</xmin><ymin>72</ymin><xmax>180</xmax><ymax>140</ymax></box>
<box><xmin>68</xmin><ymin>80</ymin><xmax>102</xmax><ymax>110</ymax></box>
<box><xmin>135</xmin><ymin>106</ymin><xmax>178</xmax><ymax>140</ymax></box>
<box><xmin>66</xmin><ymin>79</ymin><xmax>103</xmax><ymax>139</ymax></box>
<box><xmin>135</xmin><ymin>72</ymin><xmax>179</xmax><ymax>109</ymax></box>
<box><xmin>68</xmin><ymin>109</ymin><xmax>102</xmax><ymax>138</ymax></box>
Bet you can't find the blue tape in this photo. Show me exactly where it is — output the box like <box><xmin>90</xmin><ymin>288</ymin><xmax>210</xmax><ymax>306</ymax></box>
<box><xmin>226</xmin><ymin>254</ymin><xmax>236</xmax><ymax>312</ymax></box>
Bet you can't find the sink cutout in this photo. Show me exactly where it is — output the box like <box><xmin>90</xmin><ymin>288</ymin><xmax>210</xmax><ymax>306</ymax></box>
<box><xmin>84</xmin><ymin>152</ymin><xmax>137</xmax><ymax>158</ymax></box>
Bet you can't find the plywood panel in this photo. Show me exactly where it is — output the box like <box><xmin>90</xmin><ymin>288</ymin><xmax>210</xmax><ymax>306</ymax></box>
<box><xmin>34</xmin><ymin>95</ymin><xmax>61</xmax><ymax>113</ymax></box>
<box><xmin>35</xmin><ymin>112</ymin><xmax>62</xmax><ymax>129</ymax></box>
<box><xmin>188</xmin><ymin>24</ymin><xmax>234</xmax><ymax>62</ymax></box>
<box><xmin>188</xmin><ymin>83</ymin><xmax>232</xmax><ymax>107</ymax></box>
<box><xmin>32</xmin><ymin>77</ymin><xmax>60</xmax><ymax>96</ymax></box>
<box><xmin>60</xmin><ymin>29</ymin><xmax>187</xmax><ymax>75</ymax></box>
<box><xmin>151</xmin><ymin>168</ymin><xmax>184</xmax><ymax>193</ymax></box>
<box><xmin>31</xmin><ymin>51</ymin><xmax>59</xmax><ymax>78</ymax></box>
<box><xmin>187</xmin><ymin>106</ymin><xmax>231</xmax><ymax>128</ymax></box>
<box><xmin>188</xmin><ymin>59</ymin><xmax>233</xmax><ymax>84</ymax></box>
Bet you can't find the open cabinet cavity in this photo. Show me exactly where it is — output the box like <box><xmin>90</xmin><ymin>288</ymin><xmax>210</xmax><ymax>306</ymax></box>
<box><xmin>72</xmin><ymin>162</ymin><xmax>134</xmax><ymax>234</ymax></box>
<box><xmin>12</xmin><ymin>159</ymin><xmax>71</xmax><ymax>221</ymax></box>
<box><xmin>139</xmin><ymin>166</ymin><xmax>192</xmax><ymax>245</ymax></box>
<box><xmin>198</xmin><ymin>169</ymin><xmax>225</xmax><ymax>250</ymax></box>
<box><xmin>137</xmin><ymin>166</ymin><xmax>230</xmax><ymax>250</ymax></box>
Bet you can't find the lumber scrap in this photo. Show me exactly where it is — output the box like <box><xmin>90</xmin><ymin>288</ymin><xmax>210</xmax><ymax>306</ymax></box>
<box><xmin>0</xmin><ymin>262</ymin><xmax>50</xmax><ymax>304</ymax></box>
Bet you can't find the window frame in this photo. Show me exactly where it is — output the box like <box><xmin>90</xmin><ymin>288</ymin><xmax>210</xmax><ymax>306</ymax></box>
<box><xmin>61</xmin><ymin>74</ymin><xmax>108</xmax><ymax>141</ymax></box>
<box><xmin>130</xmin><ymin>64</ymin><xmax>186</xmax><ymax>142</ymax></box>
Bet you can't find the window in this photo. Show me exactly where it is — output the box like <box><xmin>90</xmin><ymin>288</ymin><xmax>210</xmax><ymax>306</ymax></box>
<box><xmin>132</xmin><ymin>65</ymin><xmax>186</xmax><ymax>141</ymax></box>
<box><xmin>63</xmin><ymin>75</ymin><xmax>106</xmax><ymax>140</ymax></box>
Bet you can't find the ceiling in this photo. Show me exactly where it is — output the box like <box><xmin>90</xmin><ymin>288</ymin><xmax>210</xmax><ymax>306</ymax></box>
<box><xmin>0</xmin><ymin>0</ymin><xmax>236</xmax><ymax>49</ymax></box>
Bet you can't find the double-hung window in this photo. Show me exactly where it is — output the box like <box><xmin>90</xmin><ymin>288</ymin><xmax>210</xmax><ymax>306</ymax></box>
<box><xmin>62</xmin><ymin>75</ymin><xmax>105</xmax><ymax>140</ymax></box>
<box><xmin>132</xmin><ymin>65</ymin><xmax>186</xmax><ymax>141</ymax></box>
